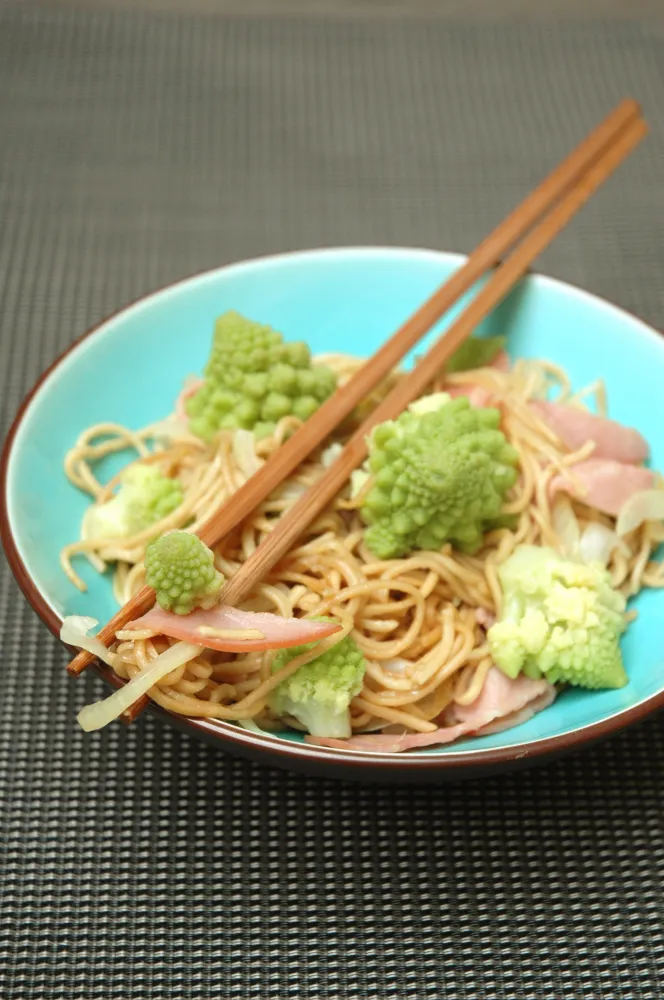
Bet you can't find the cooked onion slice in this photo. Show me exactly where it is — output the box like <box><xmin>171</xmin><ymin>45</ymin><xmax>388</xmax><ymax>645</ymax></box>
<box><xmin>578</xmin><ymin>522</ymin><xmax>619</xmax><ymax>567</ymax></box>
<box><xmin>617</xmin><ymin>488</ymin><xmax>664</xmax><ymax>537</ymax></box>
<box><xmin>232</xmin><ymin>428</ymin><xmax>262</xmax><ymax>478</ymax></box>
<box><xmin>551</xmin><ymin>496</ymin><xmax>580</xmax><ymax>558</ymax></box>
<box><xmin>77</xmin><ymin>641</ymin><xmax>201</xmax><ymax>732</ymax></box>
<box><xmin>60</xmin><ymin>616</ymin><xmax>117</xmax><ymax>668</ymax></box>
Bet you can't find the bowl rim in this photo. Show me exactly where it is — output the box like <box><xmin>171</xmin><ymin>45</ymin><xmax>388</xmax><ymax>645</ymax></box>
<box><xmin>2</xmin><ymin>244</ymin><xmax>664</xmax><ymax>772</ymax></box>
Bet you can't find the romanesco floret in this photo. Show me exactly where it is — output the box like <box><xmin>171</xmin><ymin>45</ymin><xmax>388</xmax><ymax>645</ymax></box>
<box><xmin>268</xmin><ymin>623</ymin><xmax>366</xmax><ymax>737</ymax></box>
<box><xmin>446</xmin><ymin>334</ymin><xmax>506</xmax><ymax>373</ymax></box>
<box><xmin>488</xmin><ymin>544</ymin><xmax>628</xmax><ymax>689</ymax></box>
<box><xmin>84</xmin><ymin>465</ymin><xmax>183</xmax><ymax>541</ymax></box>
<box><xmin>359</xmin><ymin>395</ymin><xmax>519</xmax><ymax>559</ymax></box>
<box><xmin>145</xmin><ymin>531</ymin><xmax>224</xmax><ymax>615</ymax></box>
<box><xmin>185</xmin><ymin>311</ymin><xmax>337</xmax><ymax>441</ymax></box>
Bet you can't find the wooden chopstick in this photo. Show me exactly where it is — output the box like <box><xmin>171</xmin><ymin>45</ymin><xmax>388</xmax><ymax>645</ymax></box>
<box><xmin>66</xmin><ymin>100</ymin><xmax>643</xmax><ymax>680</ymax></box>
<box><xmin>219</xmin><ymin>116</ymin><xmax>647</xmax><ymax>606</ymax></box>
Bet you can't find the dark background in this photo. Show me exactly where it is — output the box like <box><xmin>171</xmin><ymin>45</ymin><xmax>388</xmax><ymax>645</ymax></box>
<box><xmin>2</xmin><ymin>3</ymin><xmax>664</xmax><ymax>997</ymax></box>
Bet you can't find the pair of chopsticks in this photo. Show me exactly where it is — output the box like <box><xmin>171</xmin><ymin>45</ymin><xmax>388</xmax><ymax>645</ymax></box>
<box><xmin>66</xmin><ymin>99</ymin><xmax>646</xmax><ymax>715</ymax></box>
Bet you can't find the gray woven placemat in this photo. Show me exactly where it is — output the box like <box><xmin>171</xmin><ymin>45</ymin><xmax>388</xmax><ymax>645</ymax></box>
<box><xmin>2</xmin><ymin>4</ymin><xmax>664</xmax><ymax>998</ymax></box>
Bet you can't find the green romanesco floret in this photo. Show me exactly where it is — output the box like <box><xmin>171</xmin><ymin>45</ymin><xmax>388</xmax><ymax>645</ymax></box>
<box><xmin>268</xmin><ymin>622</ymin><xmax>366</xmax><ymax>737</ymax></box>
<box><xmin>359</xmin><ymin>395</ymin><xmax>519</xmax><ymax>559</ymax></box>
<box><xmin>446</xmin><ymin>334</ymin><xmax>506</xmax><ymax>373</ymax></box>
<box><xmin>145</xmin><ymin>531</ymin><xmax>224</xmax><ymax>615</ymax></box>
<box><xmin>185</xmin><ymin>311</ymin><xmax>337</xmax><ymax>441</ymax></box>
<box><xmin>84</xmin><ymin>465</ymin><xmax>183</xmax><ymax>541</ymax></box>
<box><xmin>487</xmin><ymin>544</ymin><xmax>628</xmax><ymax>690</ymax></box>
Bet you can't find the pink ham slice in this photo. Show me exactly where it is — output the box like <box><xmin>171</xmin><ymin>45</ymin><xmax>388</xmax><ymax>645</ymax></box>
<box><xmin>475</xmin><ymin>608</ymin><xmax>496</xmax><ymax>630</ymax></box>
<box><xmin>550</xmin><ymin>458</ymin><xmax>654</xmax><ymax>517</ymax></box>
<box><xmin>127</xmin><ymin>605</ymin><xmax>340</xmax><ymax>653</ymax></box>
<box><xmin>491</xmin><ymin>350</ymin><xmax>511</xmax><ymax>373</ymax></box>
<box><xmin>445</xmin><ymin>351</ymin><xmax>509</xmax><ymax>409</ymax></box>
<box><xmin>448</xmin><ymin>385</ymin><xmax>493</xmax><ymax>409</ymax></box>
<box><xmin>531</xmin><ymin>400</ymin><xmax>648</xmax><ymax>464</ymax></box>
<box><xmin>306</xmin><ymin>667</ymin><xmax>555</xmax><ymax>753</ymax></box>
<box><xmin>475</xmin><ymin>686</ymin><xmax>556</xmax><ymax>735</ymax></box>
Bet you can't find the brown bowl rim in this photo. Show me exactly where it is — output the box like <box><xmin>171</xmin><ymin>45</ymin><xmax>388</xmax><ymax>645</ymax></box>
<box><xmin>2</xmin><ymin>248</ymin><xmax>663</xmax><ymax>773</ymax></box>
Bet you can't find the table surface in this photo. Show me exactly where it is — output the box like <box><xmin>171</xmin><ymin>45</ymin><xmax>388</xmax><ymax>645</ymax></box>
<box><xmin>2</xmin><ymin>3</ymin><xmax>664</xmax><ymax>998</ymax></box>
<box><xmin>42</xmin><ymin>0</ymin><xmax>664</xmax><ymax>17</ymax></box>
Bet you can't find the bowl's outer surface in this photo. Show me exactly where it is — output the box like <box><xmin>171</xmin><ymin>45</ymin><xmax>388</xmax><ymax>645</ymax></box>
<box><xmin>3</xmin><ymin>247</ymin><xmax>664</xmax><ymax>780</ymax></box>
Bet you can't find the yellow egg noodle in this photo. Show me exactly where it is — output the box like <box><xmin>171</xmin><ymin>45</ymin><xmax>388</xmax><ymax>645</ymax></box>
<box><xmin>61</xmin><ymin>355</ymin><xmax>664</xmax><ymax>737</ymax></box>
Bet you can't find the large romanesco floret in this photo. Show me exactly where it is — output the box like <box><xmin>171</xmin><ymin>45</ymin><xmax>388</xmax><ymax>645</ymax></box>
<box><xmin>268</xmin><ymin>623</ymin><xmax>366</xmax><ymax>737</ymax></box>
<box><xmin>359</xmin><ymin>395</ymin><xmax>519</xmax><ymax>559</ymax></box>
<box><xmin>488</xmin><ymin>544</ymin><xmax>628</xmax><ymax>689</ymax></box>
<box><xmin>145</xmin><ymin>531</ymin><xmax>224</xmax><ymax>615</ymax></box>
<box><xmin>84</xmin><ymin>465</ymin><xmax>183</xmax><ymax>541</ymax></box>
<box><xmin>185</xmin><ymin>311</ymin><xmax>337</xmax><ymax>441</ymax></box>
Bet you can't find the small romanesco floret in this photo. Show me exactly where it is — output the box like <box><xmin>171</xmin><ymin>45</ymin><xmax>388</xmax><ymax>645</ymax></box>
<box><xmin>268</xmin><ymin>623</ymin><xmax>366</xmax><ymax>737</ymax></box>
<box><xmin>145</xmin><ymin>531</ymin><xmax>224</xmax><ymax>615</ymax></box>
<box><xmin>359</xmin><ymin>395</ymin><xmax>519</xmax><ymax>559</ymax></box>
<box><xmin>488</xmin><ymin>545</ymin><xmax>628</xmax><ymax>690</ymax></box>
<box><xmin>446</xmin><ymin>334</ymin><xmax>506</xmax><ymax>373</ymax></box>
<box><xmin>185</xmin><ymin>311</ymin><xmax>337</xmax><ymax>441</ymax></box>
<box><xmin>84</xmin><ymin>465</ymin><xmax>183</xmax><ymax>541</ymax></box>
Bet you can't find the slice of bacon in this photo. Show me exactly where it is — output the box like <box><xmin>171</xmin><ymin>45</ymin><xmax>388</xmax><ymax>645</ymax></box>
<box><xmin>550</xmin><ymin>458</ymin><xmax>654</xmax><ymax>517</ymax></box>
<box><xmin>127</xmin><ymin>604</ymin><xmax>340</xmax><ymax>652</ymax></box>
<box><xmin>306</xmin><ymin>667</ymin><xmax>555</xmax><ymax>753</ymax></box>
<box><xmin>531</xmin><ymin>399</ymin><xmax>648</xmax><ymax>464</ymax></box>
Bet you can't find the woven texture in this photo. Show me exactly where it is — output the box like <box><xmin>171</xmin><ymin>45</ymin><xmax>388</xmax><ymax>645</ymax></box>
<box><xmin>2</xmin><ymin>5</ymin><xmax>664</xmax><ymax>997</ymax></box>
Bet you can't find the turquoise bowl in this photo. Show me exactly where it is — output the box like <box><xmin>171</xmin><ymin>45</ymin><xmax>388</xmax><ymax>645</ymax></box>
<box><xmin>3</xmin><ymin>247</ymin><xmax>664</xmax><ymax>781</ymax></box>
